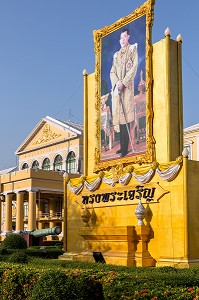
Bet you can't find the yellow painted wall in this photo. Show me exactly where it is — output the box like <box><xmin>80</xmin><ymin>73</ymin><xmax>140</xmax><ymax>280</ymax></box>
<box><xmin>87</xmin><ymin>73</ymin><xmax>96</xmax><ymax>176</ymax></box>
<box><xmin>67</xmin><ymin>162</ymin><xmax>191</xmax><ymax>266</ymax></box>
<box><xmin>19</xmin><ymin>139</ymin><xmax>82</xmax><ymax>169</ymax></box>
<box><xmin>153</xmin><ymin>38</ymin><xmax>181</xmax><ymax>162</ymax></box>
<box><xmin>187</xmin><ymin>160</ymin><xmax>199</xmax><ymax>258</ymax></box>
<box><xmin>1</xmin><ymin>169</ymin><xmax>64</xmax><ymax>195</ymax></box>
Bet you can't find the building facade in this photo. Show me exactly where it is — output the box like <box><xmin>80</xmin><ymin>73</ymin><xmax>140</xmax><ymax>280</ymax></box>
<box><xmin>0</xmin><ymin>116</ymin><xmax>83</xmax><ymax>238</ymax></box>
<box><xmin>184</xmin><ymin>123</ymin><xmax>199</xmax><ymax>161</ymax></box>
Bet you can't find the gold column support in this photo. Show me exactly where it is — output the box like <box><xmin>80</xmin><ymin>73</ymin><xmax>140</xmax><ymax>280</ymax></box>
<box><xmin>0</xmin><ymin>198</ymin><xmax>1</xmax><ymax>233</ymax></box>
<box><xmin>49</xmin><ymin>198</ymin><xmax>56</xmax><ymax>228</ymax></box>
<box><xmin>63</xmin><ymin>173</ymin><xmax>68</xmax><ymax>252</ymax></box>
<box><xmin>177</xmin><ymin>34</ymin><xmax>183</xmax><ymax>153</ymax></box>
<box><xmin>36</xmin><ymin>203</ymin><xmax>39</xmax><ymax>218</ymax></box>
<box><xmin>28</xmin><ymin>190</ymin><xmax>37</xmax><ymax>231</ymax></box>
<box><xmin>4</xmin><ymin>193</ymin><xmax>13</xmax><ymax>233</ymax></box>
<box><xmin>182</xmin><ymin>150</ymin><xmax>189</xmax><ymax>260</ymax></box>
<box><xmin>83</xmin><ymin>69</ymin><xmax>88</xmax><ymax>176</ymax></box>
<box><xmin>16</xmin><ymin>192</ymin><xmax>25</xmax><ymax>232</ymax></box>
<box><xmin>38</xmin><ymin>222</ymin><xmax>43</xmax><ymax>230</ymax></box>
<box><xmin>165</xmin><ymin>28</ymin><xmax>171</xmax><ymax>161</ymax></box>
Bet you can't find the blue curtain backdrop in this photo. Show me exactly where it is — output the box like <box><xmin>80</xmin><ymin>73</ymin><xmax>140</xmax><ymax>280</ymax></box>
<box><xmin>101</xmin><ymin>14</ymin><xmax>146</xmax><ymax>97</ymax></box>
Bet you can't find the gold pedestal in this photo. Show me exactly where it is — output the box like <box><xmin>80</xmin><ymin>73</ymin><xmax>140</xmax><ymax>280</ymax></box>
<box><xmin>78</xmin><ymin>226</ymin><xmax>137</xmax><ymax>266</ymax></box>
<box><xmin>135</xmin><ymin>225</ymin><xmax>155</xmax><ymax>267</ymax></box>
<box><xmin>78</xmin><ymin>226</ymin><xmax>136</xmax><ymax>266</ymax></box>
<box><xmin>61</xmin><ymin>225</ymin><xmax>155</xmax><ymax>266</ymax></box>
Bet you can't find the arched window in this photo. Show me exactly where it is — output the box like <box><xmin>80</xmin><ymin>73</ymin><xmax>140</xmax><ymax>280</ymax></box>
<box><xmin>22</xmin><ymin>163</ymin><xmax>29</xmax><ymax>170</ymax></box>
<box><xmin>66</xmin><ymin>151</ymin><xmax>76</xmax><ymax>173</ymax></box>
<box><xmin>42</xmin><ymin>158</ymin><xmax>51</xmax><ymax>170</ymax></box>
<box><xmin>32</xmin><ymin>160</ymin><xmax>39</xmax><ymax>169</ymax></box>
<box><xmin>53</xmin><ymin>154</ymin><xmax>63</xmax><ymax>171</ymax></box>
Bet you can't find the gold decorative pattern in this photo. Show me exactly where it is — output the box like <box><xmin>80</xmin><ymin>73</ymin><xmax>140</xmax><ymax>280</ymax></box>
<box><xmin>110</xmin><ymin>163</ymin><xmax>124</xmax><ymax>183</ymax></box>
<box><xmin>34</xmin><ymin>124</ymin><xmax>62</xmax><ymax>145</ymax></box>
<box><xmin>93</xmin><ymin>0</ymin><xmax>156</xmax><ymax>172</ymax></box>
<box><xmin>67</xmin><ymin>156</ymin><xmax>183</xmax><ymax>195</ymax></box>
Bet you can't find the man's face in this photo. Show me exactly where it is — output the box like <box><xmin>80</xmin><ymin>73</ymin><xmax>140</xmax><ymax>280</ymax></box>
<box><xmin>119</xmin><ymin>31</ymin><xmax>130</xmax><ymax>48</ymax></box>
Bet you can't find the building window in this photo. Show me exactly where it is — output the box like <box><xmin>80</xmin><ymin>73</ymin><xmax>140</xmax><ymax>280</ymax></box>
<box><xmin>54</xmin><ymin>155</ymin><xmax>63</xmax><ymax>171</ymax></box>
<box><xmin>56</xmin><ymin>199</ymin><xmax>62</xmax><ymax>216</ymax></box>
<box><xmin>66</xmin><ymin>151</ymin><xmax>76</xmax><ymax>173</ymax></box>
<box><xmin>22</xmin><ymin>163</ymin><xmax>29</xmax><ymax>170</ymax></box>
<box><xmin>42</xmin><ymin>158</ymin><xmax>51</xmax><ymax>170</ymax></box>
<box><xmin>44</xmin><ymin>201</ymin><xmax>49</xmax><ymax>215</ymax></box>
<box><xmin>24</xmin><ymin>202</ymin><xmax>28</xmax><ymax>218</ymax></box>
<box><xmin>32</xmin><ymin>160</ymin><xmax>39</xmax><ymax>169</ymax></box>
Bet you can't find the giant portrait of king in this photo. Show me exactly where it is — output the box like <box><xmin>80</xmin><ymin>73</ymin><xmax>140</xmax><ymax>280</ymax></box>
<box><xmin>94</xmin><ymin>0</ymin><xmax>155</xmax><ymax>172</ymax></box>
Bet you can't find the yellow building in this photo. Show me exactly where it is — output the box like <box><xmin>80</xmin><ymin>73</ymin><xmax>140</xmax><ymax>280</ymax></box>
<box><xmin>1</xmin><ymin>0</ymin><xmax>199</xmax><ymax>268</ymax></box>
<box><xmin>0</xmin><ymin>116</ymin><xmax>83</xmax><ymax>238</ymax></box>
<box><xmin>62</xmin><ymin>0</ymin><xmax>199</xmax><ymax>268</ymax></box>
<box><xmin>184</xmin><ymin>124</ymin><xmax>199</xmax><ymax>161</ymax></box>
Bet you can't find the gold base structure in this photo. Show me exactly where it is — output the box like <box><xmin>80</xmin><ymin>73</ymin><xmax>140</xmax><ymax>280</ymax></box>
<box><xmin>61</xmin><ymin>225</ymin><xmax>155</xmax><ymax>267</ymax></box>
<box><xmin>62</xmin><ymin>5</ymin><xmax>199</xmax><ymax>268</ymax></box>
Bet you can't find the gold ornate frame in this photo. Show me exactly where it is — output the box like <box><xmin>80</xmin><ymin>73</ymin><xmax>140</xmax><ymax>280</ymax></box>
<box><xmin>93</xmin><ymin>0</ymin><xmax>155</xmax><ymax>172</ymax></box>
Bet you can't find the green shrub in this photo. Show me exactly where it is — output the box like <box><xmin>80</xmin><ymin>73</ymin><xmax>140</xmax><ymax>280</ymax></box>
<box><xmin>0</xmin><ymin>264</ymin><xmax>38</xmax><ymax>300</ymax></box>
<box><xmin>30</xmin><ymin>270</ymin><xmax>76</xmax><ymax>300</ymax></box>
<box><xmin>8</xmin><ymin>250</ymin><xmax>29</xmax><ymax>264</ymax></box>
<box><xmin>2</xmin><ymin>234</ymin><xmax>27</xmax><ymax>249</ymax></box>
<box><xmin>0</xmin><ymin>247</ymin><xmax>8</xmax><ymax>255</ymax></box>
<box><xmin>26</xmin><ymin>247</ymin><xmax>64</xmax><ymax>259</ymax></box>
<box><xmin>30</xmin><ymin>270</ymin><xmax>104</xmax><ymax>300</ymax></box>
<box><xmin>1</xmin><ymin>260</ymin><xmax>199</xmax><ymax>300</ymax></box>
<box><xmin>42</xmin><ymin>240</ymin><xmax>63</xmax><ymax>247</ymax></box>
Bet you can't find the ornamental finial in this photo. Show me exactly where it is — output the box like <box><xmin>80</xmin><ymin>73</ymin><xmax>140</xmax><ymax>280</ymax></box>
<box><xmin>164</xmin><ymin>27</ymin><xmax>171</xmax><ymax>37</ymax></box>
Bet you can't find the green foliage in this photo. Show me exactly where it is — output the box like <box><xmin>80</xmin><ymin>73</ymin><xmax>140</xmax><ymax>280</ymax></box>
<box><xmin>0</xmin><ymin>247</ymin><xmax>8</xmax><ymax>255</ymax></box>
<box><xmin>0</xmin><ymin>264</ymin><xmax>38</xmax><ymax>300</ymax></box>
<box><xmin>30</xmin><ymin>270</ymin><xmax>104</xmax><ymax>300</ymax></box>
<box><xmin>42</xmin><ymin>240</ymin><xmax>63</xmax><ymax>247</ymax></box>
<box><xmin>8</xmin><ymin>250</ymin><xmax>29</xmax><ymax>264</ymax></box>
<box><xmin>26</xmin><ymin>247</ymin><xmax>64</xmax><ymax>258</ymax></box>
<box><xmin>1</xmin><ymin>261</ymin><xmax>199</xmax><ymax>299</ymax></box>
<box><xmin>2</xmin><ymin>234</ymin><xmax>27</xmax><ymax>249</ymax></box>
<box><xmin>30</xmin><ymin>270</ymin><xmax>75</xmax><ymax>300</ymax></box>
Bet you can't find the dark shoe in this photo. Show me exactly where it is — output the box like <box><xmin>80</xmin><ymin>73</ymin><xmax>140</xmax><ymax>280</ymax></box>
<box><xmin>121</xmin><ymin>151</ymin><xmax>128</xmax><ymax>157</ymax></box>
<box><xmin>116</xmin><ymin>149</ymin><xmax>122</xmax><ymax>154</ymax></box>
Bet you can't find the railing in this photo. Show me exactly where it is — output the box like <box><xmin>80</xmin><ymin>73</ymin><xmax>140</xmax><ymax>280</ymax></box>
<box><xmin>36</xmin><ymin>212</ymin><xmax>63</xmax><ymax>220</ymax></box>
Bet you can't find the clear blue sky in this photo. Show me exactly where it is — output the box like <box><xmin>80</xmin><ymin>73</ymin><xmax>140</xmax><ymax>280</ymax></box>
<box><xmin>0</xmin><ymin>0</ymin><xmax>198</xmax><ymax>170</ymax></box>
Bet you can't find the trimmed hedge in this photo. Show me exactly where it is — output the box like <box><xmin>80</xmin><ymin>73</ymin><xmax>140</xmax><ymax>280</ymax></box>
<box><xmin>26</xmin><ymin>247</ymin><xmax>64</xmax><ymax>259</ymax></box>
<box><xmin>0</xmin><ymin>264</ymin><xmax>38</xmax><ymax>300</ymax></box>
<box><xmin>8</xmin><ymin>249</ymin><xmax>29</xmax><ymax>264</ymax></box>
<box><xmin>0</xmin><ymin>247</ymin><xmax>64</xmax><ymax>260</ymax></box>
<box><xmin>1</xmin><ymin>261</ymin><xmax>199</xmax><ymax>299</ymax></box>
<box><xmin>30</xmin><ymin>270</ymin><xmax>104</xmax><ymax>300</ymax></box>
<box><xmin>2</xmin><ymin>234</ymin><xmax>27</xmax><ymax>249</ymax></box>
<box><xmin>0</xmin><ymin>263</ymin><xmax>104</xmax><ymax>300</ymax></box>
